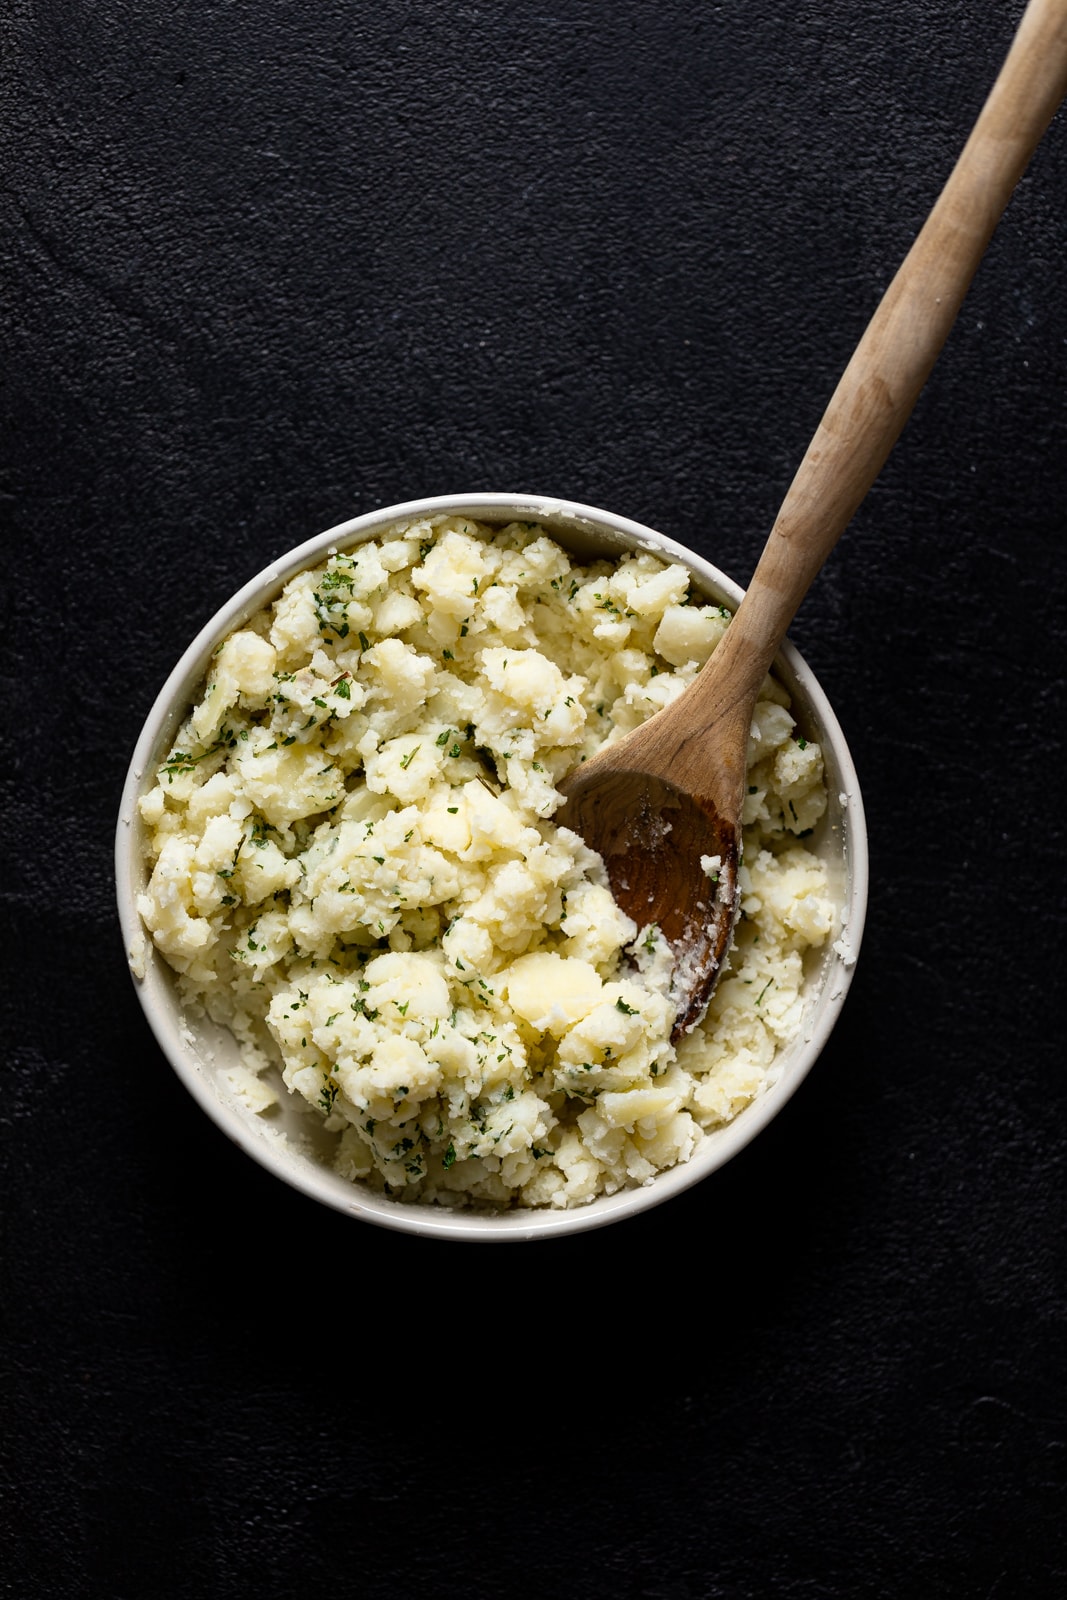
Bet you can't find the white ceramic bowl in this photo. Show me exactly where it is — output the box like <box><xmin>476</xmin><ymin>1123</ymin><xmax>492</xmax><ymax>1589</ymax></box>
<box><xmin>116</xmin><ymin>493</ymin><xmax>867</xmax><ymax>1240</ymax></box>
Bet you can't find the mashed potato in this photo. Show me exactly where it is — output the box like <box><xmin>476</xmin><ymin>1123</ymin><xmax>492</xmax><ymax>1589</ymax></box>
<box><xmin>137</xmin><ymin>516</ymin><xmax>834</xmax><ymax>1207</ymax></box>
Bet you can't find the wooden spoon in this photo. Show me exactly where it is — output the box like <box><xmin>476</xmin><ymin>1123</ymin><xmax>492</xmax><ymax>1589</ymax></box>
<box><xmin>558</xmin><ymin>0</ymin><xmax>1067</xmax><ymax>1040</ymax></box>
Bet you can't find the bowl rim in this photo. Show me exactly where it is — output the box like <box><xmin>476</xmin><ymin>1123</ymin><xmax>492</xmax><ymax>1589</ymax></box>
<box><xmin>116</xmin><ymin>492</ymin><xmax>868</xmax><ymax>1240</ymax></box>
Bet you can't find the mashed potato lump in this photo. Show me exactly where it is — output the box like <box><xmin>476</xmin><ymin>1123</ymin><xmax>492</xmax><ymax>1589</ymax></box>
<box><xmin>137</xmin><ymin>516</ymin><xmax>835</xmax><ymax>1207</ymax></box>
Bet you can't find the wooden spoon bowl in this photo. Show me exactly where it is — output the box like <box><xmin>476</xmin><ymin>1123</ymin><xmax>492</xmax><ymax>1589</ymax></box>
<box><xmin>560</xmin><ymin>0</ymin><xmax>1067</xmax><ymax>1033</ymax></box>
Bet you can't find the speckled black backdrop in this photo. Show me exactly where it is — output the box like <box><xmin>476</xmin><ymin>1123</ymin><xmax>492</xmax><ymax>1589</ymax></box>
<box><xmin>3</xmin><ymin>1</ymin><xmax>1065</xmax><ymax>1596</ymax></box>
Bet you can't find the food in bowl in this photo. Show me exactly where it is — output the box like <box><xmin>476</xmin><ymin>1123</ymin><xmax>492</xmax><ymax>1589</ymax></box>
<box><xmin>135</xmin><ymin>513</ymin><xmax>838</xmax><ymax>1208</ymax></box>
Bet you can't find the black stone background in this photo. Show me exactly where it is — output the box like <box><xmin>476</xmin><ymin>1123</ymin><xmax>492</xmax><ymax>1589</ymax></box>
<box><xmin>2</xmin><ymin>1</ymin><xmax>1065</xmax><ymax>1596</ymax></box>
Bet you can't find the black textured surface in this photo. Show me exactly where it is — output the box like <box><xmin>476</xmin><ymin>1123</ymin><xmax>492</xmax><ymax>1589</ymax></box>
<box><xmin>3</xmin><ymin>2</ymin><xmax>1065</xmax><ymax>1596</ymax></box>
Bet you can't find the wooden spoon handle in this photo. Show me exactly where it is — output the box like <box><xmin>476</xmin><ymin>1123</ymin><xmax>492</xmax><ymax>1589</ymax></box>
<box><xmin>710</xmin><ymin>0</ymin><xmax>1067</xmax><ymax>702</ymax></box>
